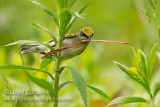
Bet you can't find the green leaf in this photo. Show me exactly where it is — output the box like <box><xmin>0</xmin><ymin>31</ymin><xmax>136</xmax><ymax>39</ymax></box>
<box><xmin>153</xmin><ymin>83</ymin><xmax>160</xmax><ymax>98</ymax></box>
<box><xmin>137</xmin><ymin>49</ymin><xmax>148</xmax><ymax>80</ymax></box>
<box><xmin>59</xmin><ymin>81</ymin><xmax>74</xmax><ymax>91</ymax></box>
<box><xmin>132</xmin><ymin>48</ymin><xmax>149</xmax><ymax>84</ymax></box>
<box><xmin>27</xmin><ymin>73</ymin><xmax>57</xmax><ymax>98</ymax></box>
<box><xmin>66</xmin><ymin>0</ymin><xmax>77</xmax><ymax>9</ymax></box>
<box><xmin>59</xmin><ymin>9</ymin><xmax>72</xmax><ymax>36</ymax></box>
<box><xmin>79</xmin><ymin>0</ymin><xmax>92</xmax><ymax>14</ymax></box>
<box><xmin>148</xmin><ymin>44</ymin><xmax>158</xmax><ymax>79</ymax></box>
<box><xmin>32</xmin><ymin>23</ymin><xmax>57</xmax><ymax>44</ymax></box>
<box><xmin>132</xmin><ymin>47</ymin><xmax>144</xmax><ymax>78</ymax></box>
<box><xmin>40</xmin><ymin>57</ymin><xmax>54</xmax><ymax>69</ymax></box>
<box><xmin>1</xmin><ymin>73</ymin><xmax>12</xmax><ymax>91</ymax></box>
<box><xmin>0</xmin><ymin>65</ymin><xmax>54</xmax><ymax>80</ymax></box>
<box><xmin>55</xmin><ymin>0</ymin><xmax>66</xmax><ymax>10</ymax></box>
<box><xmin>73</xmin><ymin>12</ymin><xmax>84</xmax><ymax>19</ymax></box>
<box><xmin>4</xmin><ymin>40</ymin><xmax>54</xmax><ymax>50</ymax></box>
<box><xmin>87</xmin><ymin>85</ymin><xmax>112</xmax><ymax>100</ymax></box>
<box><xmin>141</xmin><ymin>8</ymin><xmax>152</xmax><ymax>23</ymax></box>
<box><xmin>28</xmin><ymin>0</ymin><xmax>59</xmax><ymax>26</ymax></box>
<box><xmin>54</xmin><ymin>0</ymin><xmax>63</xmax><ymax>14</ymax></box>
<box><xmin>59</xmin><ymin>66</ymin><xmax>66</xmax><ymax>74</ymax></box>
<box><xmin>132</xmin><ymin>47</ymin><xmax>138</xmax><ymax>58</ymax></box>
<box><xmin>143</xmin><ymin>0</ymin><xmax>153</xmax><ymax>16</ymax></box>
<box><xmin>114</xmin><ymin>61</ymin><xmax>151</xmax><ymax>94</ymax></box>
<box><xmin>66</xmin><ymin>1</ymin><xmax>91</xmax><ymax>33</ymax></box>
<box><xmin>157</xmin><ymin>27</ymin><xmax>160</xmax><ymax>37</ymax></box>
<box><xmin>5</xmin><ymin>40</ymin><xmax>45</xmax><ymax>46</ymax></box>
<box><xmin>106</xmin><ymin>96</ymin><xmax>147</xmax><ymax>107</ymax></box>
<box><xmin>54</xmin><ymin>0</ymin><xmax>77</xmax><ymax>13</ymax></box>
<box><xmin>155</xmin><ymin>1</ymin><xmax>160</xmax><ymax>25</ymax></box>
<box><xmin>67</xmin><ymin>67</ymin><xmax>88</xmax><ymax>107</ymax></box>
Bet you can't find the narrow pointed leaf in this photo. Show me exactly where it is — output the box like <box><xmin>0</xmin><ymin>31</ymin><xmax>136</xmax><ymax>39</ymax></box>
<box><xmin>155</xmin><ymin>1</ymin><xmax>160</xmax><ymax>25</ymax></box>
<box><xmin>59</xmin><ymin>9</ymin><xmax>72</xmax><ymax>36</ymax></box>
<box><xmin>40</xmin><ymin>57</ymin><xmax>54</xmax><ymax>69</ymax></box>
<box><xmin>73</xmin><ymin>12</ymin><xmax>84</xmax><ymax>19</ymax></box>
<box><xmin>132</xmin><ymin>48</ymin><xmax>149</xmax><ymax>84</ymax></box>
<box><xmin>143</xmin><ymin>0</ymin><xmax>153</xmax><ymax>16</ymax></box>
<box><xmin>4</xmin><ymin>40</ymin><xmax>54</xmax><ymax>50</ymax></box>
<box><xmin>106</xmin><ymin>96</ymin><xmax>147</xmax><ymax>107</ymax></box>
<box><xmin>87</xmin><ymin>85</ymin><xmax>112</xmax><ymax>100</ymax></box>
<box><xmin>148</xmin><ymin>44</ymin><xmax>158</xmax><ymax>78</ymax></box>
<box><xmin>79</xmin><ymin>0</ymin><xmax>92</xmax><ymax>14</ymax></box>
<box><xmin>137</xmin><ymin>49</ymin><xmax>148</xmax><ymax>80</ymax></box>
<box><xmin>66</xmin><ymin>0</ymin><xmax>91</xmax><ymax>33</ymax></box>
<box><xmin>132</xmin><ymin>47</ymin><xmax>138</xmax><ymax>60</ymax></box>
<box><xmin>27</xmin><ymin>73</ymin><xmax>57</xmax><ymax>98</ymax></box>
<box><xmin>59</xmin><ymin>81</ymin><xmax>75</xmax><ymax>91</ymax></box>
<box><xmin>67</xmin><ymin>67</ymin><xmax>88</xmax><ymax>107</ymax></box>
<box><xmin>54</xmin><ymin>0</ymin><xmax>64</xmax><ymax>14</ymax></box>
<box><xmin>66</xmin><ymin>0</ymin><xmax>77</xmax><ymax>9</ymax></box>
<box><xmin>28</xmin><ymin>0</ymin><xmax>59</xmax><ymax>26</ymax></box>
<box><xmin>141</xmin><ymin>8</ymin><xmax>152</xmax><ymax>23</ymax></box>
<box><xmin>153</xmin><ymin>83</ymin><xmax>160</xmax><ymax>98</ymax></box>
<box><xmin>59</xmin><ymin>66</ymin><xmax>66</xmax><ymax>74</ymax></box>
<box><xmin>132</xmin><ymin>47</ymin><xmax>145</xmax><ymax>78</ymax></box>
<box><xmin>32</xmin><ymin>23</ymin><xmax>57</xmax><ymax>44</ymax></box>
<box><xmin>114</xmin><ymin>61</ymin><xmax>151</xmax><ymax>94</ymax></box>
<box><xmin>0</xmin><ymin>65</ymin><xmax>54</xmax><ymax>80</ymax></box>
<box><xmin>1</xmin><ymin>73</ymin><xmax>12</xmax><ymax>91</ymax></box>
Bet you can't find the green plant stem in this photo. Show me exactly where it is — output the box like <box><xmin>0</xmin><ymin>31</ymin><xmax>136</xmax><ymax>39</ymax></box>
<box><xmin>54</xmin><ymin>71</ymin><xmax>60</xmax><ymax>107</ymax></box>
<box><xmin>53</xmin><ymin>35</ymin><xmax>64</xmax><ymax>107</ymax></box>
<box><xmin>150</xmin><ymin>94</ymin><xmax>155</xmax><ymax>107</ymax></box>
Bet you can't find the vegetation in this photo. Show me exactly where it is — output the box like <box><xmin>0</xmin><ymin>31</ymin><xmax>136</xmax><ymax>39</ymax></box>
<box><xmin>0</xmin><ymin>0</ymin><xmax>160</xmax><ymax>107</ymax></box>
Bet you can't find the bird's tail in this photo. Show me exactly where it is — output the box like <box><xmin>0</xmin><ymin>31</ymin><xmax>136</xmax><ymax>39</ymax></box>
<box><xmin>19</xmin><ymin>44</ymin><xmax>46</xmax><ymax>54</ymax></box>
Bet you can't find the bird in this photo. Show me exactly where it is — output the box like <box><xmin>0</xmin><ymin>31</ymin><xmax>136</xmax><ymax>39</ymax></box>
<box><xmin>19</xmin><ymin>27</ymin><xmax>93</xmax><ymax>60</ymax></box>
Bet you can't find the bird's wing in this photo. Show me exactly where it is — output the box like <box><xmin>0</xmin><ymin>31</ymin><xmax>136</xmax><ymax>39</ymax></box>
<box><xmin>46</xmin><ymin>33</ymin><xmax>78</xmax><ymax>47</ymax></box>
<box><xmin>64</xmin><ymin>33</ymin><xmax>78</xmax><ymax>38</ymax></box>
<box><xmin>46</xmin><ymin>40</ymin><xmax>56</xmax><ymax>47</ymax></box>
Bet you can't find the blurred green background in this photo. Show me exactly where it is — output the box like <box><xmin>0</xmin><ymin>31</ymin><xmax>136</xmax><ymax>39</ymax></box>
<box><xmin>0</xmin><ymin>0</ymin><xmax>160</xmax><ymax>107</ymax></box>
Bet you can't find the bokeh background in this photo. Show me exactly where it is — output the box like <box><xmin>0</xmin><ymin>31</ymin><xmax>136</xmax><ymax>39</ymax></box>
<box><xmin>0</xmin><ymin>0</ymin><xmax>160</xmax><ymax>107</ymax></box>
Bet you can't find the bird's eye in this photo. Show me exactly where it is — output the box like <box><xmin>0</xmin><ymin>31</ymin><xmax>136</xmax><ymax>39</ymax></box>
<box><xmin>80</xmin><ymin>31</ymin><xmax>87</xmax><ymax>37</ymax></box>
<box><xmin>91</xmin><ymin>33</ymin><xmax>93</xmax><ymax>37</ymax></box>
<box><xmin>83</xmin><ymin>32</ymin><xmax>87</xmax><ymax>37</ymax></box>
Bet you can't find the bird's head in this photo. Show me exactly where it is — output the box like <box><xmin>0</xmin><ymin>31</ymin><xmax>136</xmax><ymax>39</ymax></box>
<box><xmin>80</xmin><ymin>27</ymin><xmax>93</xmax><ymax>40</ymax></box>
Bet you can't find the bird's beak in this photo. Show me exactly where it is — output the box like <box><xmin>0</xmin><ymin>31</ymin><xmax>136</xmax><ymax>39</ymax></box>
<box><xmin>88</xmin><ymin>36</ymin><xmax>91</xmax><ymax>40</ymax></box>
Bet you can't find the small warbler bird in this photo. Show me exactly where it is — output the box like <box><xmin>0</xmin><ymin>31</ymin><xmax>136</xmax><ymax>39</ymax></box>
<box><xmin>19</xmin><ymin>27</ymin><xmax>93</xmax><ymax>60</ymax></box>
